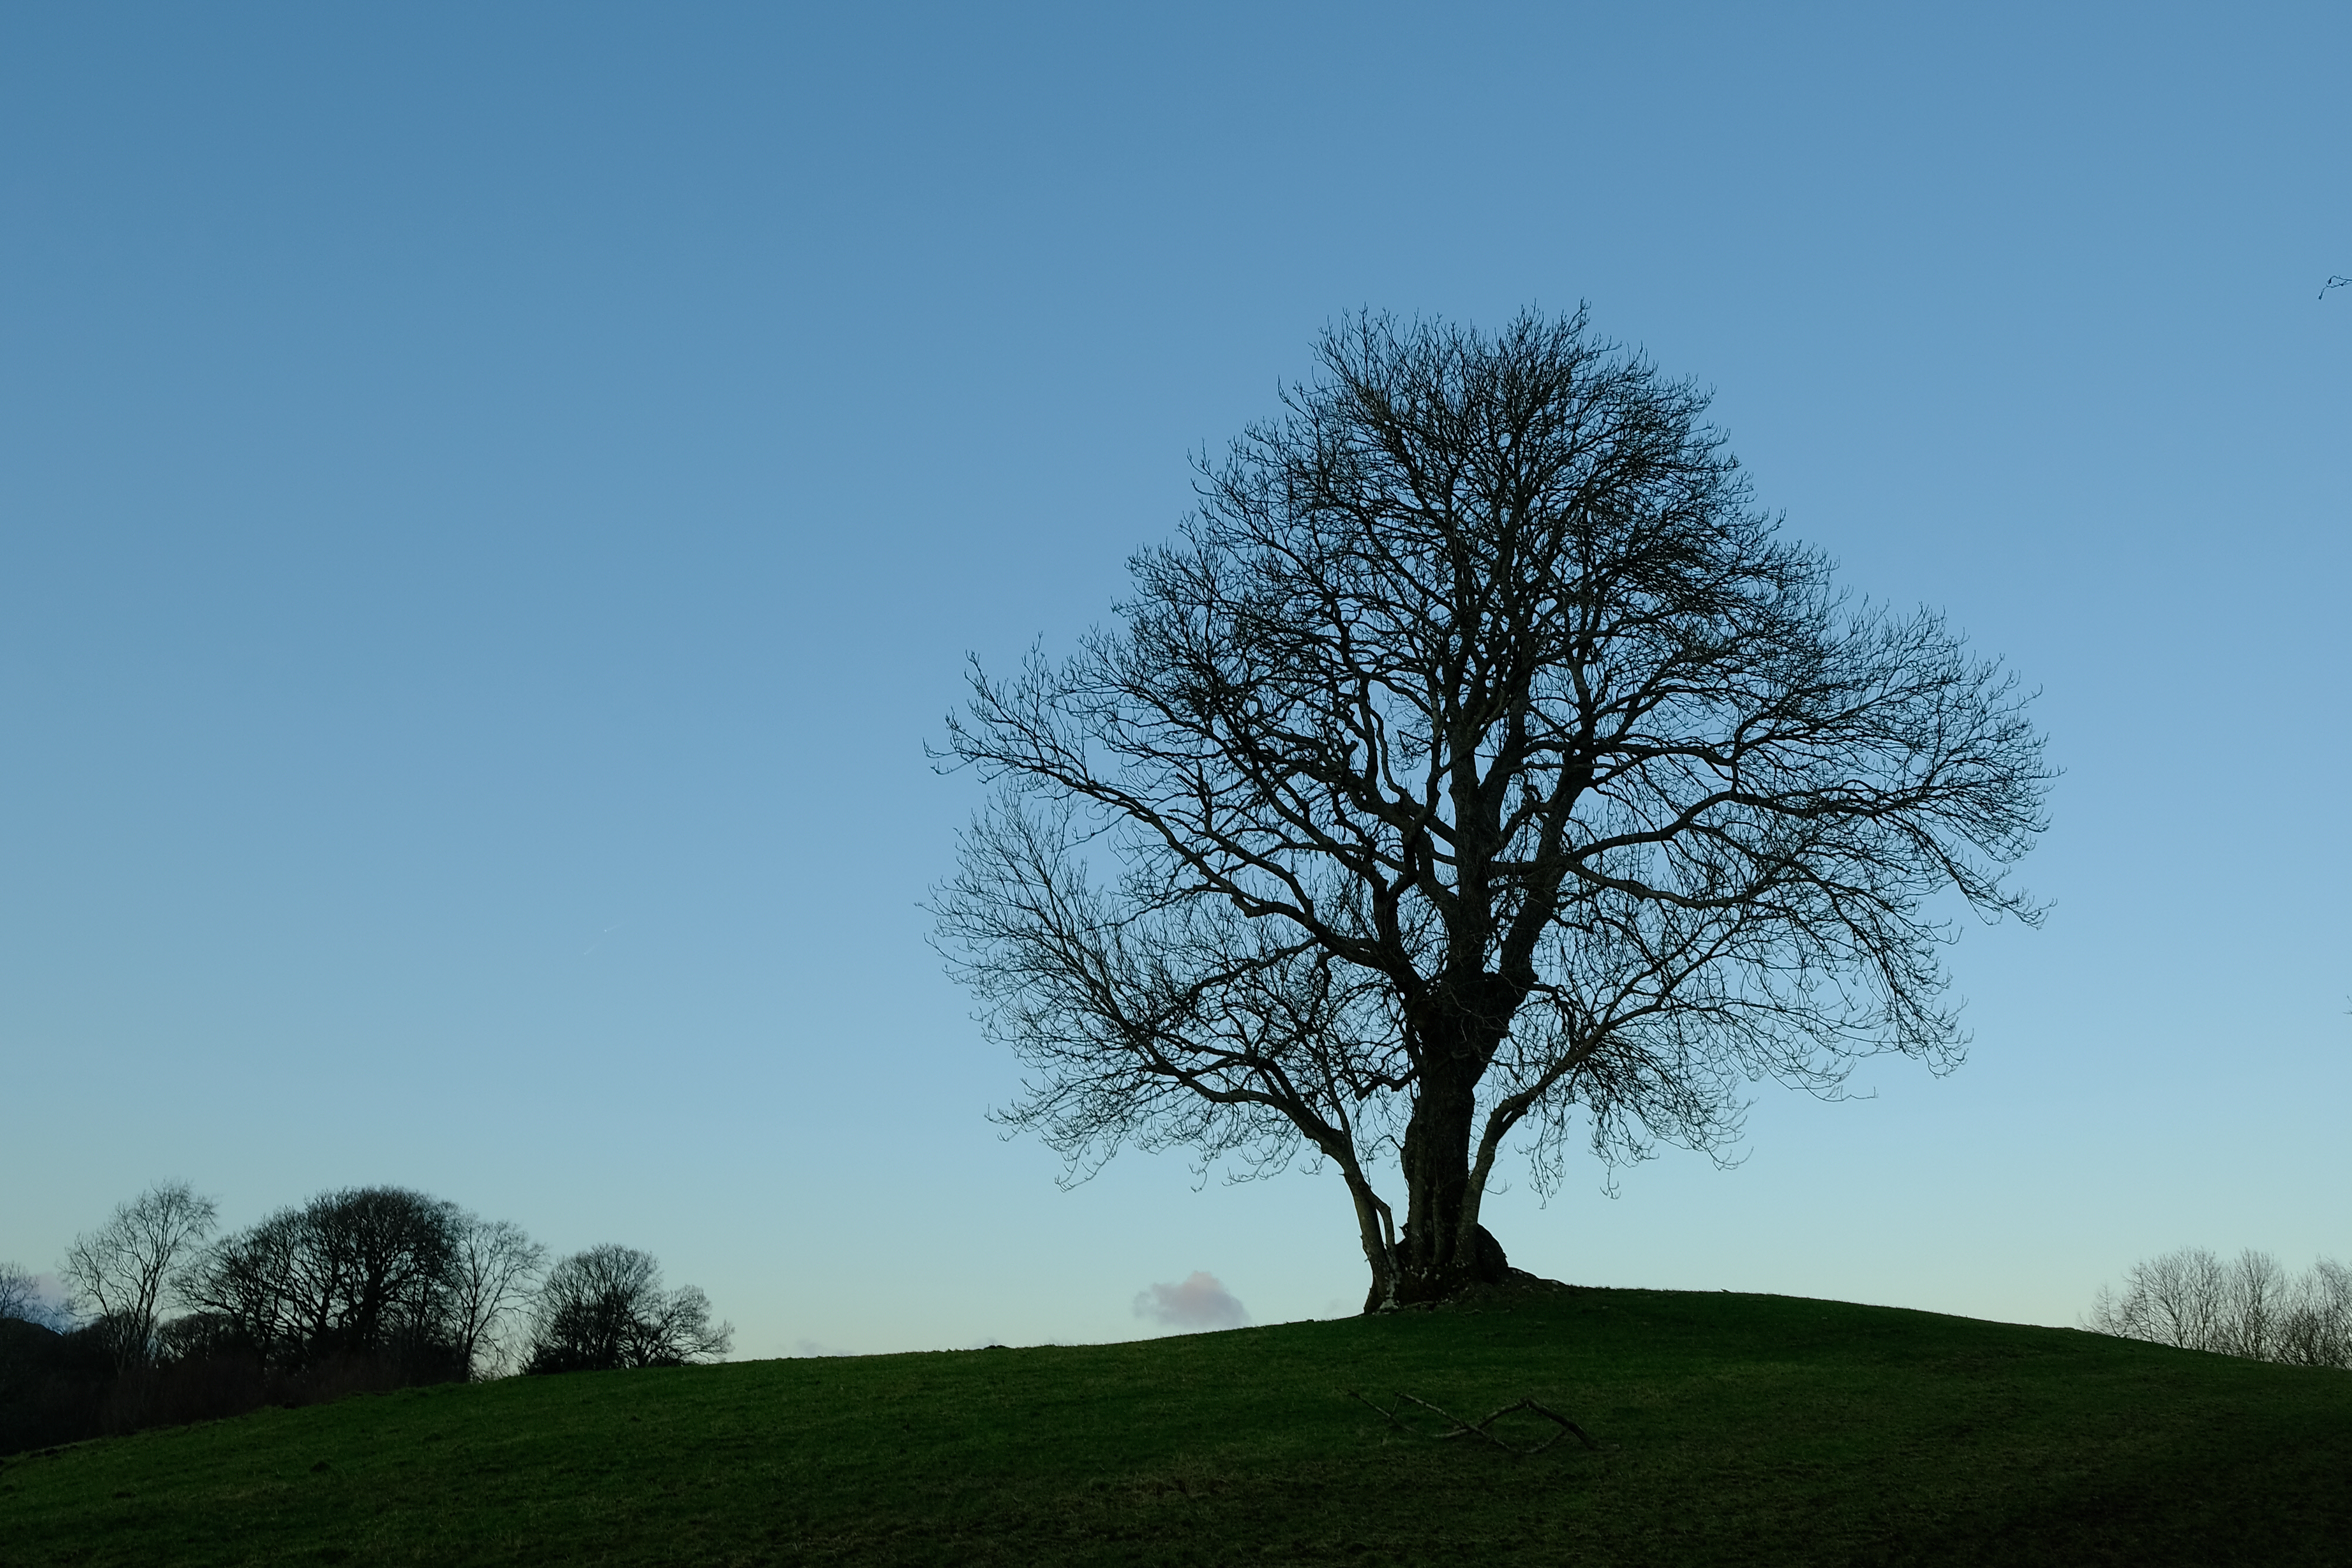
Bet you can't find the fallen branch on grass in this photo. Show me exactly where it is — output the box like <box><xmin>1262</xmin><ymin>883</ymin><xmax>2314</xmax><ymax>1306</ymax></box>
<box><xmin>1347</xmin><ymin>1390</ymin><xmax>1602</xmax><ymax>1455</ymax></box>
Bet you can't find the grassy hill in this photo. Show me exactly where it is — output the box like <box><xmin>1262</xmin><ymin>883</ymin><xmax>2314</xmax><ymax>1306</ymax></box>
<box><xmin>2</xmin><ymin>1281</ymin><xmax>2347</xmax><ymax>1566</ymax></box>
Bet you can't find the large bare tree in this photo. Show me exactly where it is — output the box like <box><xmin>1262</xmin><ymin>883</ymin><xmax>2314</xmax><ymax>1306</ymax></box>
<box><xmin>938</xmin><ymin>308</ymin><xmax>2052</xmax><ymax>1309</ymax></box>
<box><xmin>178</xmin><ymin>1186</ymin><xmax>465</xmax><ymax>1370</ymax></box>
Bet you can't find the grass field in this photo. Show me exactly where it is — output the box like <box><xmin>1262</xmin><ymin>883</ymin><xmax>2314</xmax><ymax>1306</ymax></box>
<box><xmin>3</xmin><ymin>1281</ymin><xmax>2347</xmax><ymax>1566</ymax></box>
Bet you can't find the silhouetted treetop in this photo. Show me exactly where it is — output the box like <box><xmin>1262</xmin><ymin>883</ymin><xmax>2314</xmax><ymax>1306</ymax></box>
<box><xmin>940</xmin><ymin>306</ymin><xmax>2052</xmax><ymax>1309</ymax></box>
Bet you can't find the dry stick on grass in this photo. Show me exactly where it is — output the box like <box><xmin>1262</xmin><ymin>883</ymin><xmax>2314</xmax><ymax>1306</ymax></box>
<box><xmin>1348</xmin><ymin>1390</ymin><xmax>1602</xmax><ymax>1455</ymax></box>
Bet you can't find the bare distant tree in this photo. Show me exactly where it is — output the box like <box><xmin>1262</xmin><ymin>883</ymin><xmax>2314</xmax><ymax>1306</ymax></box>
<box><xmin>2088</xmin><ymin>1248</ymin><xmax>2350</xmax><ymax>1369</ymax></box>
<box><xmin>2274</xmin><ymin>1259</ymin><xmax>2352</xmax><ymax>1369</ymax></box>
<box><xmin>0</xmin><ymin>1261</ymin><xmax>37</xmax><ymax>1321</ymax></box>
<box><xmin>2086</xmin><ymin>1247</ymin><xmax>2231</xmax><ymax>1352</ymax></box>
<box><xmin>446</xmin><ymin>1216</ymin><xmax>546</xmax><ymax>1378</ymax></box>
<box><xmin>176</xmin><ymin>1212</ymin><xmax>305</xmax><ymax>1362</ymax></box>
<box><xmin>59</xmin><ymin>1182</ymin><xmax>218</xmax><ymax>1368</ymax></box>
<box><xmin>522</xmin><ymin>1246</ymin><xmax>731</xmax><ymax>1373</ymax></box>
<box><xmin>178</xmin><ymin>1186</ymin><xmax>462</xmax><ymax>1369</ymax></box>
<box><xmin>1</xmin><ymin>1260</ymin><xmax>64</xmax><ymax>1329</ymax></box>
<box><xmin>938</xmin><ymin>307</ymin><xmax>2052</xmax><ymax>1309</ymax></box>
<box><xmin>2220</xmin><ymin>1249</ymin><xmax>2288</xmax><ymax>1360</ymax></box>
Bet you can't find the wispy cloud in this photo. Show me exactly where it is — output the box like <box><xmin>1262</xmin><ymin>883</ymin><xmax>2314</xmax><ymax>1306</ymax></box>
<box><xmin>1133</xmin><ymin>1271</ymin><xmax>1249</xmax><ymax>1332</ymax></box>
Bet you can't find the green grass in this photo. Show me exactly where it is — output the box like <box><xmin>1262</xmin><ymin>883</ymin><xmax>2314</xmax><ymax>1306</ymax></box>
<box><xmin>3</xmin><ymin>1285</ymin><xmax>2347</xmax><ymax>1566</ymax></box>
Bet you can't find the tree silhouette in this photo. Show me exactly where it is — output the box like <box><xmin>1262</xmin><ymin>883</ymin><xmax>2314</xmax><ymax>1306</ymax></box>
<box><xmin>59</xmin><ymin>1182</ymin><xmax>216</xmax><ymax>1368</ymax></box>
<box><xmin>940</xmin><ymin>307</ymin><xmax>2051</xmax><ymax>1307</ymax></box>
<box><xmin>522</xmin><ymin>1246</ymin><xmax>730</xmax><ymax>1373</ymax></box>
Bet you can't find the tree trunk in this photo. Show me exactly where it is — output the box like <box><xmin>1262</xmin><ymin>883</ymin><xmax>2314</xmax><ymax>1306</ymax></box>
<box><xmin>1384</xmin><ymin>1046</ymin><xmax>1512</xmax><ymax>1307</ymax></box>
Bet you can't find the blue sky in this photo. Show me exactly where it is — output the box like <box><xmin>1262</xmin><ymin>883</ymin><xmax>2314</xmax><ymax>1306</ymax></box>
<box><xmin>2</xmin><ymin>2</ymin><xmax>2346</xmax><ymax>1358</ymax></box>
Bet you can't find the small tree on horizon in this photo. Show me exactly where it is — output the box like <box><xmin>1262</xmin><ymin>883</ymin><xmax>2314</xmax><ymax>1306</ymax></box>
<box><xmin>938</xmin><ymin>306</ymin><xmax>2052</xmax><ymax>1310</ymax></box>
<box><xmin>522</xmin><ymin>1246</ymin><xmax>730</xmax><ymax>1374</ymax></box>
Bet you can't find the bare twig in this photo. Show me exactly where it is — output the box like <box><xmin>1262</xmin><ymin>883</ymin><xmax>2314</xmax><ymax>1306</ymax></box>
<box><xmin>1348</xmin><ymin>1389</ymin><xmax>1601</xmax><ymax>1454</ymax></box>
<box><xmin>2322</xmin><ymin>275</ymin><xmax>2351</xmax><ymax>300</ymax></box>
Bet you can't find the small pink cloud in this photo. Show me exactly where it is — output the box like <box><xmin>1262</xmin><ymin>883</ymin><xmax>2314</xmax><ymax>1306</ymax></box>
<box><xmin>1133</xmin><ymin>1271</ymin><xmax>1250</xmax><ymax>1332</ymax></box>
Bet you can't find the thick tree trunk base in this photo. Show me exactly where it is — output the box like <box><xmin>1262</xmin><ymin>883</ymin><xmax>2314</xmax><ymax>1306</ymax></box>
<box><xmin>1365</xmin><ymin>1225</ymin><xmax>1512</xmax><ymax>1313</ymax></box>
<box><xmin>1364</xmin><ymin>1265</ymin><xmax>1582</xmax><ymax>1315</ymax></box>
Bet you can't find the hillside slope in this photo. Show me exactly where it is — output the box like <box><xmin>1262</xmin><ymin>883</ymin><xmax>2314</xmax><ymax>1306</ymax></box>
<box><xmin>3</xmin><ymin>1284</ymin><xmax>2347</xmax><ymax>1566</ymax></box>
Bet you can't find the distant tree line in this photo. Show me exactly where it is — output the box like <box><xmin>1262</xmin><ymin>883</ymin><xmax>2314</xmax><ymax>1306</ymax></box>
<box><xmin>1</xmin><ymin>1182</ymin><xmax>730</xmax><ymax>1455</ymax></box>
<box><xmin>2087</xmin><ymin>1248</ymin><xmax>2351</xmax><ymax>1369</ymax></box>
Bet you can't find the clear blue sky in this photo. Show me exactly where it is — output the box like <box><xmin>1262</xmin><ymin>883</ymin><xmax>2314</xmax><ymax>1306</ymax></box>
<box><xmin>3</xmin><ymin>2</ymin><xmax>2346</xmax><ymax>1358</ymax></box>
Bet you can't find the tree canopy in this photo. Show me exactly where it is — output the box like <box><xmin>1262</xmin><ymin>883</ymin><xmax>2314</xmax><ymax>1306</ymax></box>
<box><xmin>939</xmin><ymin>306</ymin><xmax>2052</xmax><ymax>1307</ymax></box>
<box><xmin>522</xmin><ymin>1245</ymin><xmax>731</xmax><ymax>1373</ymax></box>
